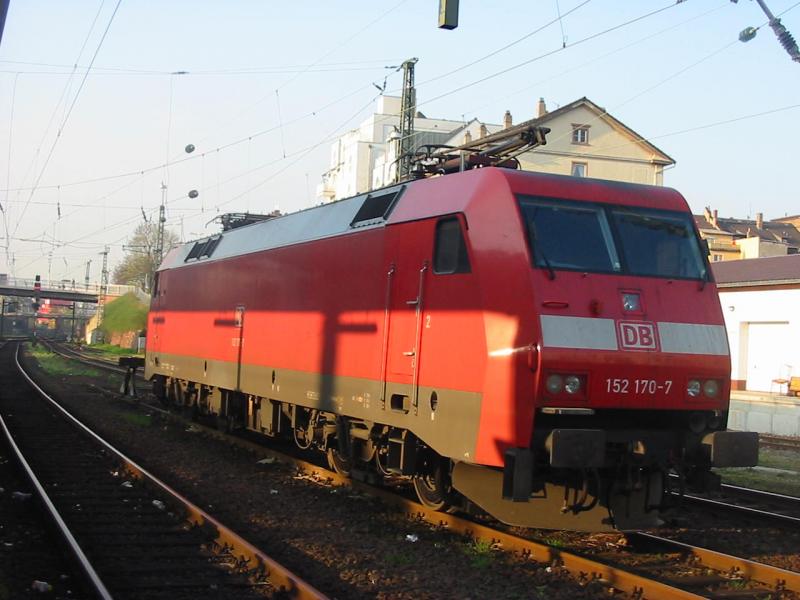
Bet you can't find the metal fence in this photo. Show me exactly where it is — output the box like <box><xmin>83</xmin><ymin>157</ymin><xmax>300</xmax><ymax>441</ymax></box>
<box><xmin>0</xmin><ymin>276</ymin><xmax>141</xmax><ymax>297</ymax></box>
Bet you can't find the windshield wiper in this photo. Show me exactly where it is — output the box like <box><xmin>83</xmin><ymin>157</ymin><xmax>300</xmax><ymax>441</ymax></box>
<box><xmin>529</xmin><ymin>225</ymin><xmax>556</xmax><ymax>280</ymax></box>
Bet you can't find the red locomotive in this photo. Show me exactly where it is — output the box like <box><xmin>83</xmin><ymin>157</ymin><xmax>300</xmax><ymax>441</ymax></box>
<box><xmin>145</xmin><ymin>164</ymin><xmax>758</xmax><ymax>531</ymax></box>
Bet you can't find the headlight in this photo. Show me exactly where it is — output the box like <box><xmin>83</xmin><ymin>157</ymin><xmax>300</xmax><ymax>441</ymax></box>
<box><xmin>687</xmin><ymin>380</ymin><xmax>701</xmax><ymax>397</ymax></box>
<box><xmin>546</xmin><ymin>374</ymin><xmax>563</xmax><ymax>394</ymax></box>
<box><xmin>688</xmin><ymin>411</ymin><xmax>707</xmax><ymax>433</ymax></box>
<box><xmin>703</xmin><ymin>380</ymin><xmax>719</xmax><ymax>397</ymax></box>
<box><xmin>564</xmin><ymin>375</ymin><xmax>581</xmax><ymax>394</ymax></box>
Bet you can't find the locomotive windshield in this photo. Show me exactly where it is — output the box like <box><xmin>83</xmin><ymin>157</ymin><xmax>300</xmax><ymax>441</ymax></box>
<box><xmin>518</xmin><ymin>196</ymin><xmax>708</xmax><ymax>280</ymax></box>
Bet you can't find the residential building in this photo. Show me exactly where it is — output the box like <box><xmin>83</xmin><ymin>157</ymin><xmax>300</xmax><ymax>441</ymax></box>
<box><xmin>695</xmin><ymin>209</ymin><xmax>800</xmax><ymax>262</ymax></box>
<box><xmin>712</xmin><ymin>255</ymin><xmax>800</xmax><ymax>392</ymax></box>
<box><xmin>455</xmin><ymin>97</ymin><xmax>675</xmax><ymax>185</ymax></box>
<box><xmin>317</xmin><ymin>95</ymin><xmax>675</xmax><ymax>201</ymax></box>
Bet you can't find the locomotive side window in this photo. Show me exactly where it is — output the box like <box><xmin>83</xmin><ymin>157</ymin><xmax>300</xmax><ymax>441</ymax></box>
<box><xmin>434</xmin><ymin>217</ymin><xmax>471</xmax><ymax>274</ymax></box>
<box><xmin>610</xmin><ymin>209</ymin><xmax>706</xmax><ymax>280</ymax></box>
<box><xmin>518</xmin><ymin>198</ymin><xmax>620</xmax><ymax>273</ymax></box>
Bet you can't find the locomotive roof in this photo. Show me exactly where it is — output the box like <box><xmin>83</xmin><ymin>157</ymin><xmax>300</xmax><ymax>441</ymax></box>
<box><xmin>159</xmin><ymin>168</ymin><xmax>688</xmax><ymax>272</ymax></box>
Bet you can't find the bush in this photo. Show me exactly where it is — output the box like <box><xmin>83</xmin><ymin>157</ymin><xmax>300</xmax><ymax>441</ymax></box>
<box><xmin>100</xmin><ymin>293</ymin><xmax>148</xmax><ymax>335</ymax></box>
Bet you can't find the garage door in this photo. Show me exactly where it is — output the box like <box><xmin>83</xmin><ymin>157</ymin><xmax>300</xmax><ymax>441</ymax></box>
<box><xmin>746</xmin><ymin>322</ymin><xmax>791</xmax><ymax>392</ymax></box>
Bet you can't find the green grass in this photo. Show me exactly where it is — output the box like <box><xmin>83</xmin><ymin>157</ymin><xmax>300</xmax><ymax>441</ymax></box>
<box><xmin>715</xmin><ymin>447</ymin><xmax>800</xmax><ymax>497</ymax></box>
<box><xmin>463</xmin><ymin>538</ymin><xmax>495</xmax><ymax>569</ymax></box>
<box><xmin>755</xmin><ymin>447</ymin><xmax>800</xmax><ymax>472</ymax></box>
<box><xmin>726</xmin><ymin>578</ymin><xmax>748</xmax><ymax>590</ymax></box>
<box><xmin>384</xmin><ymin>551</ymin><xmax>414</xmax><ymax>566</ymax></box>
<box><xmin>121</xmin><ymin>412</ymin><xmax>152</xmax><ymax>427</ymax></box>
<box><xmin>89</xmin><ymin>343</ymin><xmax>143</xmax><ymax>356</ymax></box>
<box><xmin>100</xmin><ymin>293</ymin><xmax>148</xmax><ymax>335</ymax></box>
<box><xmin>27</xmin><ymin>346</ymin><xmax>104</xmax><ymax>378</ymax></box>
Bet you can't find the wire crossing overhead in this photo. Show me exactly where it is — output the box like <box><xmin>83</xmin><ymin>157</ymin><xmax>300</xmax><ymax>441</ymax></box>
<box><xmin>757</xmin><ymin>0</ymin><xmax>800</xmax><ymax>62</ymax></box>
<box><xmin>738</xmin><ymin>0</ymin><xmax>800</xmax><ymax>62</ymax></box>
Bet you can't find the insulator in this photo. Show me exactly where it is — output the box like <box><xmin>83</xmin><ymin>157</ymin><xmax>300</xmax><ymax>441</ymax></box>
<box><xmin>777</xmin><ymin>29</ymin><xmax>799</xmax><ymax>54</ymax></box>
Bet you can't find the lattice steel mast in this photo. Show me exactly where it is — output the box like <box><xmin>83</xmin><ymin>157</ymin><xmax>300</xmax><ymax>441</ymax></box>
<box><xmin>396</xmin><ymin>58</ymin><xmax>418</xmax><ymax>181</ymax></box>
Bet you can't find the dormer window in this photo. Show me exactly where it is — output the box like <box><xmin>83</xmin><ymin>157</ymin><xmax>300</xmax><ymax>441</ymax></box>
<box><xmin>572</xmin><ymin>125</ymin><xmax>590</xmax><ymax>145</ymax></box>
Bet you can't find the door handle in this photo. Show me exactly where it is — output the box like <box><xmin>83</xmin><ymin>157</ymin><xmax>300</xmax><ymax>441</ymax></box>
<box><xmin>403</xmin><ymin>351</ymin><xmax>415</xmax><ymax>356</ymax></box>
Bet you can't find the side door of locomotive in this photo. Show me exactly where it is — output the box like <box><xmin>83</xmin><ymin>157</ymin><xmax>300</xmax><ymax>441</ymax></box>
<box><xmin>382</xmin><ymin>219</ymin><xmax>435</xmax><ymax>414</ymax></box>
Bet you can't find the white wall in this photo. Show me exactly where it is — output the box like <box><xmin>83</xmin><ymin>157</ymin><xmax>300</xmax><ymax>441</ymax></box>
<box><xmin>735</xmin><ymin>237</ymin><xmax>790</xmax><ymax>259</ymax></box>
<box><xmin>719</xmin><ymin>288</ymin><xmax>800</xmax><ymax>390</ymax></box>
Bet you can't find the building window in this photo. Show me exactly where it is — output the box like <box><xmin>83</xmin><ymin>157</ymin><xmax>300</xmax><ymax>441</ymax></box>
<box><xmin>712</xmin><ymin>254</ymin><xmax>723</xmax><ymax>262</ymax></box>
<box><xmin>572</xmin><ymin>125</ymin><xmax>589</xmax><ymax>145</ymax></box>
<box><xmin>571</xmin><ymin>162</ymin><xmax>587</xmax><ymax>178</ymax></box>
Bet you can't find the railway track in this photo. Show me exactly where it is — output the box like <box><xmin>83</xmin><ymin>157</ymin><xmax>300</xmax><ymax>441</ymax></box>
<box><xmin>759</xmin><ymin>434</ymin><xmax>800</xmax><ymax>452</ymax></box>
<box><xmin>0</xmin><ymin>342</ymin><xmax>325</xmax><ymax>600</ymax></box>
<box><xmin>681</xmin><ymin>486</ymin><xmax>800</xmax><ymax>529</ymax></box>
<box><xmin>32</xmin><ymin>341</ymin><xmax>800</xmax><ymax>599</ymax></box>
<box><xmin>48</xmin><ymin>341</ymin><xmax>800</xmax><ymax>525</ymax></box>
<box><xmin>144</xmin><ymin>407</ymin><xmax>800</xmax><ymax>599</ymax></box>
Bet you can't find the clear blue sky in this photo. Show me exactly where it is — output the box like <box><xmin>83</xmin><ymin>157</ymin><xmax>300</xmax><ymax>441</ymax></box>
<box><xmin>1</xmin><ymin>0</ymin><xmax>798</xmax><ymax>282</ymax></box>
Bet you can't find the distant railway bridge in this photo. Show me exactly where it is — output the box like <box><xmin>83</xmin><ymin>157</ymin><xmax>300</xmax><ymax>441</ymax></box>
<box><xmin>0</xmin><ymin>276</ymin><xmax>143</xmax><ymax>339</ymax></box>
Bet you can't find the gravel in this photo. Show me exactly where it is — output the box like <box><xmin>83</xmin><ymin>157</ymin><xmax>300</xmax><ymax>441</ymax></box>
<box><xmin>20</xmin><ymin>348</ymin><xmax>615</xmax><ymax>600</ymax></box>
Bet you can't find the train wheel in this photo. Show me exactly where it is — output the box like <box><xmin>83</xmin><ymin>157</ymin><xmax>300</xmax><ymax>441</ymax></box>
<box><xmin>326</xmin><ymin>447</ymin><xmax>352</xmax><ymax>477</ymax></box>
<box><xmin>413</xmin><ymin>460</ymin><xmax>452</xmax><ymax>511</ymax></box>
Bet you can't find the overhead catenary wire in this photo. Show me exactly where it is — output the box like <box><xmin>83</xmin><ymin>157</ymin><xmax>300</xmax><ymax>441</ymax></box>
<box><xmin>32</xmin><ymin>97</ymin><xmax>798</xmax><ymax>279</ymax></box>
<box><xmin>555</xmin><ymin>0</ymin><xmax>568</xmax><ymax>47</ymax></box>
<box><xmin>0</xmin><ymin>81</ymin><xmax>376</xmax><ymax>195</ymax></box>
<box><xmin>0</xmin><ymin>59</ymin><xmax>402</xmax><ymax>77</ymax></box>
<box><xmin>415</xmin><ymin>0</ymin><xmax>593</xmax><ymax>88</ymax></box>
<box><xmin>8</xmin><ymin>0</ymin><xmax>777</xmax><ymax>278</ymax></box>
<box><xmin>413</xmin><ymin>0</ymin><xmax>686</xmax><ymax>107</ymax></box>
<box><xmin>2</xmin><ymin>72</ymin><xmax>19</xmax><ymax>266</ymax></box>
<box><xmin>187</xmin><ymin>1</ymin><xmax>409</xmax><ymax>157</ymax></box>
<box><xmin>275</xmin><ymin>0</ymin><xmax>409</xmax><ymax>92</ymax></box>
<box><xmin>0</xmin><ymin>0</ymin><xmax>683</xmax><ymax>198</ymax></box>
<box><xmin>458</xmin><ymin>1</ymin><xmax>729</xmax><ymax>120</ymax></box>
<box><xmin>7</xmin><ymin>0</ymin><xmax>698</xmax><ymax>270</ymax></box>
<box><xmin>529</xmin><ymin>7</ymin><xmax>784</xmax><ymax>155</ymax></box>
<box><xmin>12</xmin><ymin>0</ymin><xmax>124</xmax><ymax>240</ymax></box>
<box><xmin>8</xmin><ymin>1</ymin><xmax>107</xmax><ymax>202</ymax></box>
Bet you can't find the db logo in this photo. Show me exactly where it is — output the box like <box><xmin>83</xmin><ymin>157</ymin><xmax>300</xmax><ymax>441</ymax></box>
<box><xmin>617</xmin><ymin>321</ymin><xmax>659</xmax><ymax>351</ymax></box>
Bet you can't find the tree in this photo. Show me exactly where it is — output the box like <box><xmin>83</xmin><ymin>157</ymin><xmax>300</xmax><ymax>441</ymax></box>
<box><xmin>112</xmin><ymin>222</ymin><xmax>179</xmax><ymax>293</ymax></box>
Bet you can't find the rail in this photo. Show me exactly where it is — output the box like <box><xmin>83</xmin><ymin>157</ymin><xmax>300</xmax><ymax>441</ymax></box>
<box><xmin>42</xmin><ymin>341</ymin><xmax>800</xmax><ymax>599</ymax></box>
<box><xmin>13</xmin><ymin>343</ymin><xmax>327</xmax><ymax>600</ymax></box>
<box><xmin>0</xmin><ymin>363</ymin><xmax>116</xmax><ymax>599</ymax></box>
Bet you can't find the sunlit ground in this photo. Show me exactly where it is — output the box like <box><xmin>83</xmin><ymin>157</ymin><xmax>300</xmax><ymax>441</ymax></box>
<box><xmin>716</xmin><ymin>447</ymin><xmax>800</xmax><ymax>497</ymax></box>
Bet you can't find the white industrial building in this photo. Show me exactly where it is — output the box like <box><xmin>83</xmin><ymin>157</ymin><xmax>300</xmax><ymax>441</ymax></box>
<box><xmin>713</xmin><ymin>255</ymin><xmax>800</xmax><ymax>393</ymax></box>
<box><xmin>317</xmin><ymin>95</ymin><xmax>674</xmax><ymax>202</ymax></box>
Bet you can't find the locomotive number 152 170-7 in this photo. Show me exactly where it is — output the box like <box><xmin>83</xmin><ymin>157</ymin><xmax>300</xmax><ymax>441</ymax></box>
<box><xmin>605</xmin><ymin>378</ymin><xmax>673</xmax><ymax>395</ymax></box>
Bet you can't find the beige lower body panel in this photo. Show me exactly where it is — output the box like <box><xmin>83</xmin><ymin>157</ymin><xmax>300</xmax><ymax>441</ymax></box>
<box><xmin>146</xmin><ymin>352</ymin><xmax>483</xmax><ymax>462</ymax></box>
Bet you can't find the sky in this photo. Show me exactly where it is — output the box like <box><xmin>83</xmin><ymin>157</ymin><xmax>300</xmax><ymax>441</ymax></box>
<box><xmin>1</xmin><ymin>0</ymin><xmax>798</xmax><ymax>283</ymax></box>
